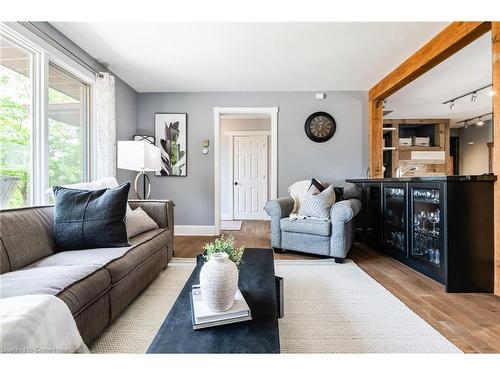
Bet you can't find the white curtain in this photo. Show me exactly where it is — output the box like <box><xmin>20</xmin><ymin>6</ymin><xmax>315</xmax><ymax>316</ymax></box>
<box><xmin>94</xmin><ymin>72</ymin><xmax>116</xmax><ymax>179</ymax></box>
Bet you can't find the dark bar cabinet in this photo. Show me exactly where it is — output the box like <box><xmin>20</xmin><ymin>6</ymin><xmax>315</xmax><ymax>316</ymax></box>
<box><xmin>347</xmin><ymin>176</ymin><xmax>496</xmax><ymax>293</ymax></box>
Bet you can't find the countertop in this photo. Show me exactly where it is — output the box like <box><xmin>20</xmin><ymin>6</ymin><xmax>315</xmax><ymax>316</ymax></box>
<box><xmin>346</xmin><ymin>175</ymin><xmax>497</xmax><ymax>183</ymax></box>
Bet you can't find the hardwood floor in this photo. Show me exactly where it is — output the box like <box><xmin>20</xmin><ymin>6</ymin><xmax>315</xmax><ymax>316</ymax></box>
<box><xmin>174</xmin><ymin>220</ymin><xmax>500</xmax><ymax>353</ymax></box>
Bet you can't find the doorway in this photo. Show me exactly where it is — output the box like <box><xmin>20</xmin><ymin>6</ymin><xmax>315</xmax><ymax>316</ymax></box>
<box><xmin>214</xmin><ymin>107</ymin><xmax>278</xmax><ymax>235</ymax></box>
<box><xmin>232</xmin><ymin>134</ymin><xmax>268</xmax><ymax>220</ymax></box>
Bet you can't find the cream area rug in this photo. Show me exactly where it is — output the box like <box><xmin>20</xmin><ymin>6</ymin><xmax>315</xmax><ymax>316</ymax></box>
<box><xmin>90</xmin><ymin>258</ymin><xmax>461</xmax><ymax>353</ymax></box>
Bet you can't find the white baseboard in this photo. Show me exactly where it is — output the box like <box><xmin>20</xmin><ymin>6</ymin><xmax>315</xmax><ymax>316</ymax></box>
<box><xmin>220</xmin><ymin>214</ymin><xmax>233</xmax><ymax>220</ymax></box>
<box><xmin>175</xmin><ymin>225</ymin><xmax>216</xmax><ymax>236</ymax></box>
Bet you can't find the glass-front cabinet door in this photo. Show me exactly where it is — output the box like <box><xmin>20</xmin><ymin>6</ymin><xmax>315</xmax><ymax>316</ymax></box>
<box><xmin>409</xmin><ymin>183</ymin><xmax>444</xmax><ymax>282</ymax></box>
<box><xmin>383</xmin><ymin>184</ymin><xmax>407</xmax><ymax>259</ymax></box>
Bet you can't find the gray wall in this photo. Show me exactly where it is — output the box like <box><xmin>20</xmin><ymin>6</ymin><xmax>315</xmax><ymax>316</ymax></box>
<box><xmin>26</xmin><ymin>22</ymin><xmax>139</xmax><ymax>188</ymax></box>
<box><xmin>458</xmin><ymin>119</ymin><xmax>493</xmax><ymax>175</ymax></box>
<box><xmin>138</xmin><ymin>91</ymin><xmax>368</xmax><ymax>225</ymax></box>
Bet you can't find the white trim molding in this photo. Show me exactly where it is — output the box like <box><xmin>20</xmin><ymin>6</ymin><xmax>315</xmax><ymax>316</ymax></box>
<box><xmin>213</xmin><ymin>106</ymin><xmax>278</xmax><ymax>235</ymax></box>
<box><xmin>174</xmin><ymin>225</ymin><xmax>216</xmax><ymax>236</ymax></box>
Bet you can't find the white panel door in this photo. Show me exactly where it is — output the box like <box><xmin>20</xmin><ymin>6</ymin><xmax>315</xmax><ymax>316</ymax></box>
<box><xmin>233</xmin><ymin>135</ymin><xmax>268</xmax><ymax>220</ymax></box>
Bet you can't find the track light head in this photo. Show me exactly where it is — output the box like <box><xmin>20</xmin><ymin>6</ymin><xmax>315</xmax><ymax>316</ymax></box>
<box><xmin>450</xmin><ymin>101</ymin><xmax>455</xmax><ymax>110</ymax></box>
<box><xmin>471</xmin><ymin>92</ymin><xmax>478</xmax><ymax>102</ymax></box>
<box><xmin>476</xmin><ymin>117</ymin><xmax>484</xmax><ymax>126</ymax></box>
<box><xmin>464</xmin><ymin>121</ymin><xmax>469</xmax><ymax>128</ymax></box>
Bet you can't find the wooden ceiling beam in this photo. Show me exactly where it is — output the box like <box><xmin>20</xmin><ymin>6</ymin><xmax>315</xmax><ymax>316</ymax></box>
<box><xmin>369</xmin><ymin>22</ymin><xmax>491</xmax><ymax>102</ymax></box>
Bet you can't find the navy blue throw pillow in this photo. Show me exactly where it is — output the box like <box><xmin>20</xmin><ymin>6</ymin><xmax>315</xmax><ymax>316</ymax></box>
<box><xmin>52</xmin><ymin>182</ymin><xmax>131</xmax><ymax>251</ymax></box>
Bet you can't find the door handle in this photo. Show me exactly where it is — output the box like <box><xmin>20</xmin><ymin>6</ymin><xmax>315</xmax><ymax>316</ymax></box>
<box><xmin>234</xmin><ymin>182</ymin><xmax>238</xmax><ymax>185</ymax></box>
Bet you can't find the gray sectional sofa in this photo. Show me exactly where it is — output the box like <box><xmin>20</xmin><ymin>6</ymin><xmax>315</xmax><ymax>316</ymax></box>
<box><xmin>265</xmin><ymin>181</ymin><xmax>361</xmax><ymax>261</ymax></box>
<box><xmin>0</xmin><ymin>199</ymin><xmax>174</xmax><ymax>345</ymax></box>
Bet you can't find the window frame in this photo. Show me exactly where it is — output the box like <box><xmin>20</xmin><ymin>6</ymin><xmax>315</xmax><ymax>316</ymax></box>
<box><xmin>1</xmin><ymin>22</ymin><xmax>96</xmax><ymax>206</ymax></box>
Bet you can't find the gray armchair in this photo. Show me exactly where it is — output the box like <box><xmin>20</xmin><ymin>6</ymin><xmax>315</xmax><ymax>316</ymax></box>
<box><xmin>264</xmin><ymin>181</ymin><xmax>361</xmax><ymax>262</ymax></box>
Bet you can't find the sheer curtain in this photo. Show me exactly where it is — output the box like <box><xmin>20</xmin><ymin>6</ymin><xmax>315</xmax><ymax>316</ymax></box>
<box><xmin>94</xmin><ymin>72</ymin><xmax>116</xmax><ymax>179</ymax></box>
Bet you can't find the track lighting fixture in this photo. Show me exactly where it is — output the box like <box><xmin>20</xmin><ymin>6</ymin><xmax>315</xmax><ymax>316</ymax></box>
<box><xmin>449</xmin><ymin>101</ymin><xmax>455</xmax><ymax>110</ymax></box>
<box><xmin>443</xmin><ymin>84</ymin><xmax>492</xmax><ymax>107</ymax></box>
<box><xmin>456</xmin><ymin>112</ymin><xmax>492</xmax><ymax>128</ymax></box>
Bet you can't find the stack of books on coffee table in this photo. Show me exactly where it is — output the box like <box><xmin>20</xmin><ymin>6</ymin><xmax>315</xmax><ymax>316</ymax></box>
<box><xmin>190</xmin><ymin>284</ymin><xmax>252</xmax><ymax>330</ymax></box>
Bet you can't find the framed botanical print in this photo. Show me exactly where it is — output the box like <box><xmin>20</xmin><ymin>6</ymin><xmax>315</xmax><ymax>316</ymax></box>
<box><xmin>154</xmin><ymin>113</ymin><xmax>187</xmax><ymax>176</ymax></box>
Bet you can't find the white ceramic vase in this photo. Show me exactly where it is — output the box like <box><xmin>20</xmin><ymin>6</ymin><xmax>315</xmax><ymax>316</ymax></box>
<box><xmin>200</xmin><ymin>252</ymin><xmax>239</xmax><ymax>312</ymax></box>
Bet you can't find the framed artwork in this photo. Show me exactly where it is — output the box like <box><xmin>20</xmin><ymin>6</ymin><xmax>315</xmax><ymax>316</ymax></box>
<box><xmin>154</xmin><ymin>113</ymin><xmax>187</xmax><ymax>176</ymax></box>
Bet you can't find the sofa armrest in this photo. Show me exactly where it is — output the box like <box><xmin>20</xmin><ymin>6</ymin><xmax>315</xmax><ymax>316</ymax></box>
<box><xmin>330</xmin><ymin>198</ymin><xmax>362</xmax><ymax>224</ymax></box>
<box><xmin>129</xmin><ymin>199</ymin><xmax>175</xmax><ymax>265</ymax></box>
<box><xmin>128</xmin><ymin>200</ymin><xmax>174</xmax><ymax>231</ymax></box>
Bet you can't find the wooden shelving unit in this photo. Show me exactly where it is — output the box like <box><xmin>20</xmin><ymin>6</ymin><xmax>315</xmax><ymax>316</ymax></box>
<box><xmin>383</xmin><ymin>119</ymin><xmax>450</xmax><ymax>177</ymax></box>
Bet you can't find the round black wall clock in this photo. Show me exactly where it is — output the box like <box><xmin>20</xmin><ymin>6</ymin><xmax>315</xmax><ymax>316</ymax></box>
<box><xmin>304</xmin><ymin>112</ymin><xmax>336</xmax><ymax>143</ymax></box>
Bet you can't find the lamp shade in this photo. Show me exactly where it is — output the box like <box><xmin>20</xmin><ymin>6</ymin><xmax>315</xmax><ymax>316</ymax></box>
<box><xmin>117</xmin><ymin>141</ymin><xmax>161</xmax><ymax>172</ymax></box>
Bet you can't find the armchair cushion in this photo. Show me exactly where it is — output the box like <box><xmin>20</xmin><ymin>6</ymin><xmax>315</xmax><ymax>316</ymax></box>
<box><xmin>280</xmin><ymin>218</ymin><xmax>331</xmax><ymax>237</ymax></box>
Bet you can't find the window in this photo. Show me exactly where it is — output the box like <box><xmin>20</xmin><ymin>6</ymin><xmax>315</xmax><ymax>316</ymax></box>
<box><xmin>0</xmin><ymin>24</ymin><xmax>93</xmax><ymax>208</ymax></box>
<box><xmin>0</xmin><ymin>35</ymin><xmax>34</xmax><ymax>208</ymax></box>
<box><xmin>48</xmin><ymin>64</ymin><xmax>88</xmax><ymax>196</ymax></box>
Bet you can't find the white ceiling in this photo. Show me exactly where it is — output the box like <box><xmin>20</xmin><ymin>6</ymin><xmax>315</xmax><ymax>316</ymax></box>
<box><xmin>385</xmin><ymin>32</ymin><xmax>493</xmax><ymax>127</ymax></box>
<box><xmin>51</xmin><ymin>22</ymin><xmax>448</xmax><ymax>93</ymax></box>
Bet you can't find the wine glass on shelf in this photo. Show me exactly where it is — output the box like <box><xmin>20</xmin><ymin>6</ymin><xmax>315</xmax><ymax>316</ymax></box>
<box><xmin>428</xmin><ymin>210</ymin><xmax>440</xmax><ymax>235</ymax></box>
<box><xmin>417</xmin><ymin>210</ymin><xmax>427</xmax><ymax>232</ymax></box>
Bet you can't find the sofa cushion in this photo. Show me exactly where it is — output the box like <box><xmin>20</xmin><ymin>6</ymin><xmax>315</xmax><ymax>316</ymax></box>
<box><xmin>0</xmin><ymin>265</ymin><xmax>110</xmax><ymax>306</ymax></box>
<box><xmin>53</xmin><ymin>183</ymin><xmax>130</xmax><ymax>251</ymax></box>
<box><xmin>280</xmin><ymin>217</ymin><xmax>332</xmax><ymax>237</ymax></box>
<box><xmin>57</xmin><ymin>268</ymin><xmax>111</xmax><ymax>314</ymax></box>
<box><xmin>105</xmin><ymin>228</ymin><xmax>169</xmax><ymax>283</ymax></box>
<box><xmin>0</xmin><ymin>206</ymin><xmax>54</xmax><ymax>272</ymax></box>
<box><xmin>26</xmin><ymin>246</ymin><xmax>131</xmax><ymax>268</ymax></box>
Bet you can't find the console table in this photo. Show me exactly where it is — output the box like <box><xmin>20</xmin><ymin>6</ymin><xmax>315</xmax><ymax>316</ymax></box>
<box><xmin>347</xmin><ymin>175</ymin><xmax>496</xmax><ymax>293</ymax></box>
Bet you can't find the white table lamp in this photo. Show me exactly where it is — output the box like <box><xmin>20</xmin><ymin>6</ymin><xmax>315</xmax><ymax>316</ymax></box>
<box><xmin>117</xmin><ymin>141</ymin><xmax>161</xmax><ymax>199</ymax></box>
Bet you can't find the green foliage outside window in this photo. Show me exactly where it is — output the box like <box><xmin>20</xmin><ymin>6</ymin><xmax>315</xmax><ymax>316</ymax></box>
<box><xmin>0</xmin><ymin>66</ymin><xmax>83</xmax><ymax>208</ymax></box>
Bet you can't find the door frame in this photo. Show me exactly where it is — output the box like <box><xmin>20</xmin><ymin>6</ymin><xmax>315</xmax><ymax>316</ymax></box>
<box><xmin>214</xmin><ymin>107</ymin><xmax>278</xmax><ymax>235</ymax></box>
<box><xmin>227</xmin><ymin>131</ymin><xmax>271</xmax><ymax>220</ymax></box>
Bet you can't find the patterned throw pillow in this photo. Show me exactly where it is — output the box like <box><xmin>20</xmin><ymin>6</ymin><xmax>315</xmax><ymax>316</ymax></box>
<box><xmin>298</xmin><ymin>185</ymin><xmax>336</xmax><ymax>220</ymax></box>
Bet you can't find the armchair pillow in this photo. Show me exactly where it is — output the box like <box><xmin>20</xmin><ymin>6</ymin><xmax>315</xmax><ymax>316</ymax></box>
<box><xmin>53</xmin><ymin>182</ymin><xmax>130</xmax><ymax>251</ymax></box>
<box><xmin>298</xmin><ymin>185</ymin><xmax>336</xmax><ymax>220</ymax></box>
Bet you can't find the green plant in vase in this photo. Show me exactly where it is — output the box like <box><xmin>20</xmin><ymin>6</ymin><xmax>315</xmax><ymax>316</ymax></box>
<box><xmin>203</xmin><ymin>235</ymin><xmax>244</xmax><ymax>266</ymax></box>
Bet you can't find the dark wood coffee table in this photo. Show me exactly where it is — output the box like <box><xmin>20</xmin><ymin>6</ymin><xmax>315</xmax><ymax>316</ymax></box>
<box><xmin>147</xmin><ymin>249</ymin><xmax>280</xmax><ymax>353</ymax></box>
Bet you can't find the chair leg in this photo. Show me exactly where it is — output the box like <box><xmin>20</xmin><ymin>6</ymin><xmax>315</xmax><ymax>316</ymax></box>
<box><xmin>334</xmin><ymin>257</ymin><xmax>344</xmax><ymax>264</ymax></box>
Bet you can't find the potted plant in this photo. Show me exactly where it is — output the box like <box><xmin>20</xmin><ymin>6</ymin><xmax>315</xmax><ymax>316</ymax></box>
<box><xmin>200</xmin><ymin>235</ymin><xmax>245</xmax><ymax>312</ymax></box>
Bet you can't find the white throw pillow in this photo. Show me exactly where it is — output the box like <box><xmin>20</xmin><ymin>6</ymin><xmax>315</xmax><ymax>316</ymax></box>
<box><xmin>126</xmin><ymin>207</ymin><xmax>159</xmax><ymax>238</ymax></box>
<box><xmin>62</xmin><ymin>177</ymin><xmax>132</xmax><ymax>215</ymax></box>
<box><xmin>287</xmin><ymin>180</ymin><xmax>316</xmax><ymax>214</ymax></box>
<box><xmin>298</xmin><ymin>185</ymin><xmax>336</xmax><ymax>220</ymax></box>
